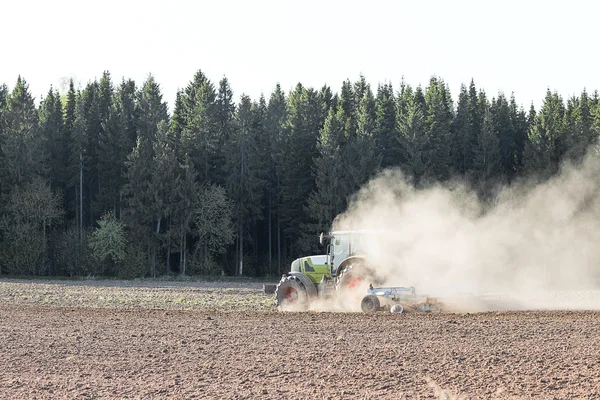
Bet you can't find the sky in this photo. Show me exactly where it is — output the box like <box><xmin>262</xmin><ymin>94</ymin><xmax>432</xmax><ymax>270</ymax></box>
<box><xmin>2</xmin><ymin>0</ymin><xmax>599</xmax><ymax>111</ymax></box>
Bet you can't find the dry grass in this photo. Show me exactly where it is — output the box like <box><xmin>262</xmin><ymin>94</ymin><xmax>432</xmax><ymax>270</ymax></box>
<box><xmin>0</xmin><ymin>278</ymin><xmax>275</xmax><ymax>311</ymax></box>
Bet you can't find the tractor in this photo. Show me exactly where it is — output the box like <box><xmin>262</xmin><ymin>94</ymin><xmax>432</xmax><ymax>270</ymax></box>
<box><xmin>275</xmin><ymin>230</ymin><xmax>382</xmax><ymax>310</ymax></box>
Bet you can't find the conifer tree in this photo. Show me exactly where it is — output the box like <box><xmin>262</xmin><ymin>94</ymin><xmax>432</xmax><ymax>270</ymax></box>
<box><xmin>39</xmin><ymin>88</ymin><xmax>65</xmax><ymax>191</ymax></box>
<box><xmin>451</xmin><ymin>84</ymin><xmax>472</xmax><ymax>175</ymax></box>
<box><xmin>124</xmin><ymin>75</ymin><xmax>169</xmax><ymax>276</ymax></box>
<box><xmin>490</xmin><ymin>93</ymin><xmax>515</xmax><ymax>179</ymax></box>
<box><xmin>226</xmin><ymin>94</ymin><xmax>266</xmax><ymax>274</ymax></box>
<box><xmin>265</xmin><ymin>84</ymin><xmax>288</xmax><ymax>274</ymax></box>
<box><xmin>374</xmin><ymin>83</ymin><xmax>397</xmax><ymax>168</ymax></box>
<box><xmin>0</xmin><ymin>84</ymin><xmax>8</xmax><ymax>199</ymax></box>
<box><xmin>509</xmin><ymin>94</ymin><xmax>528</xmax><ymax>174</ymax></box>
<box><xmin>524</xmin><ymin>90</ymin><xmax>566</xmax><ymax>176</ymax></box>
<box><xmin>397</xmin><ymin>87</ymin><xmax>428</xmax><ymax>183</ymax></box>
<box><xmin>474</xmin><ymin>106</ymin><xmax>501</xmax><ymax>185</ymax></box>
<box><xmin>565</xmin><ymin>90</ymin><xmax>595</xmax><ymax>162</ymax></box>
<box><xmin>62</xmin><ymin>80</ymin><xmax>77</xmax><ymax>221</ymax></box>
<box><xmin>280</xmin><ymin>84</ymin><xmax>320</xmax><ymax>258</ymax></box>
<box><xmin>213</xmin><ymin>77</ymin><xmax>236</xmax><ymax>185</ymax></box>
<box><xmin>179</xmin><ymin>70</ymin><xmax>218</xmax><ymax>183</ymax></box>
<box><xmin>347</xmin><ymin>84</ymin><xmax>380</xmax><ymax>192</ymax></box>
<box><xmin>305</xmin><ymin>107</ymin><xmax>345</xmax><ymax>247</ymax></box>
<box><xmin>424</xmin><ymin>77</ymin><xmax>453</xmax><ymax>181</ymax></box>
<box><xmin>2</xmin><ymin>76</ymin><xmax>47</xmax><ymax>185</ymax></box>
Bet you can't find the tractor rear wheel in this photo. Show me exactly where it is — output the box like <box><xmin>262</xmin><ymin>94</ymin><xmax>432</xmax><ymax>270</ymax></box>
<box><xmin>275</xmin><ymin>276</ymin><xmax>308</xmax><ymax>311</ymax></box>
<box><xmin>336</xmin><ymin>263</ymin><xmax>378</xmax><ymax>310</ymax></box>
<box><xmin>336</xmin><ymin>263</ymin><xmax>370</xmax><ymax>292</ymax></box>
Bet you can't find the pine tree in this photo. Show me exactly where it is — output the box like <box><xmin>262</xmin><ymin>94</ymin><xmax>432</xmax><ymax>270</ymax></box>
<box><xmin>474</xmin><ymin>106</ymin><xmax>501</xmax><ymax>186</ymax></box>
<box><xmin>171</xmin><ymin>90</ymin><xmax>185</xmax><ymax>138</ymax></box>
<box><xmin>152</xmin><ymin>120</ymin><xmax>180</xmax><ymax>275</ymax></box>
<box><xmin>305</xmin><ymin>107</ymin><xmax>345</xmax><ymax>249</ymax></box>
<box><xmin>397</xmin><ymin>88</ymin><xmax>428</xmax><ymax>183</ymax></box>
<box><xmin>179</xmin><ymin>70</ymin><xmax>218</xmax><ymax>183</ymax></box>
<box><xmin>339</xmin><ymin>79</ymin><xmax>357</xmax><ymax>138</ymax></box>
<box><xmin>346</xmin><ymin>84</ymin><xmax>380</xmax><ymax>192</ymax></box>
<box><xmin>509</xmin><ymin>94</ymin><xmax>528</xmax><ymax>175</ymax></box>
<box><xmin>374</xmin><ymin>83</ymin><xmax>397</xmax><ymax>168</ymax></box>
<box><xmin>490</xmin><ymin>93</ymin><xmax>515</xmax><ymax>179</ymax></box>
<box><xmin>39</xmin><ymin>87</ymin><xmax>65</xmax><ymax>192</ymax></box>
<box><xmin>116</xmin><ymin>79</ymin><xmax>138</xmax><ymax>152</ymax></box>
<box><xmin>593</xmin><ymin>96</ymin><xmax>600</xmax><ymax>152</ymax></box>
<box><xmin>173</xmin><ymin>153</ymin><xmax>199</xmax><ymax>275</ymax></box>
<box><xmin>265</xmin><ymin>84</ymin><xmax>288</xmax><ymax>275</ymax></box>
<box><xmin>250</xmin><ymin>95</ymin><xmax>270</xmax><ymax>274</ymax></box>
<box><xmin>98</xmin><ymin>95</ymin><xmax>130</xmax><ymax>217</ymax></box>
<box><xmin>524</xmin><ymin>90</ymin><xmax>566</xmax><ymax>176</ymax></box>
<box><xmin>2</xmin><ymin>76</ymin><xmax>47</xmax><ymax>185</ymax></box>
<box><xmin>0</xmin><ymin>84</ymin><xmax>10</xmax><ymax>228</ymax></box>
<box><xmin>565</xmin><ymin>89</ymin><xmax>595</xmax><ymax>162</ymax></box>
<box><xmin>318</xmin><ymin>85</ymin><xmax>335</xmax><ymax>124</ymax></box>
<box><xmin>62</xmin><ymin>80</ymin><xmax>77</xmax><ymax>221</ymax></box>
<box><xmin>124</xmin><ymin>75</ymin><xmax>169</xmax><ymax>277</ymax></box>
<box><xmin>424</xmin><ymin>77</ymin><xmax>453</xmax><ymax>181</ymax></box>
<box><xmin>226</xmin><ymin>94</ymin><xmax>266</xmax><ymax>275</ymax></box>
<box><xmin>213</xmin><ymin>77</ymin><xmax>236</xmax><ymax>185</ymax></box>
<box><xmin>451</xmin><ymin>84</ymin><xmax>472</xmax><ymax>175</ymax></box>
<box><xmin>280</xmin><ymin>84</ymin><xmax>320</xmax><ymax>258</ymax></box>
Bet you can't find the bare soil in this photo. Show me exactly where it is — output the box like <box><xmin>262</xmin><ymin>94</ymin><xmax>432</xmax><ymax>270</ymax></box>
<box><xmin>1</xmin><ymin>280</ymin><xmax>600</xmax><ymax>399</ymax></box>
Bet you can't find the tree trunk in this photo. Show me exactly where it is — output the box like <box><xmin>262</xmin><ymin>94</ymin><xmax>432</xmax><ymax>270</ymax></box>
<box><xmin>277</xmin><ymin>212</ymin><xmax>281</xmax><ymax>276</ymax></box>
<box><xmin>234</xmin><ymin>230</ymin><xmax>239</xmax><ymax>276</ymax></box>
<box><xmin>239</xmin><ymin>221</ymin><xmax>243</xmax><ymax>275</ymax></box>
<box><xmin>166</xmin><ymin>218</ymin><xmax>171</xmax><ymax>273</ymax></box>
<box><xmin>182</xmin><ymin>233</ymin><xmax>187</xmax><ymax>275</ymax></box>
<box><xmin>179</xmin><ymin>226</ymin><xmax>184</xmax><ymax>272</ymax></box>
<box><xmin>268</xmin><ymin>190</ymin><xmax>272</xmax><ymax>276</ymax></box>
<box><xmin>253</xmin><ymin>219</ymin><xmax>258</xmax><ymax>276</ymax></box>
<box><xmin>79</xmin><ymin>151</ymin><xmax>83</xmax><ymax>245</ymax></box>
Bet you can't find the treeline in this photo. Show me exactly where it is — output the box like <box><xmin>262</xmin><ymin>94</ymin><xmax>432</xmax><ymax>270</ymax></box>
<box><xmin>0</xmin><ymin>71</ymin><xmax>599</xmax><ymax>278</ymax></box>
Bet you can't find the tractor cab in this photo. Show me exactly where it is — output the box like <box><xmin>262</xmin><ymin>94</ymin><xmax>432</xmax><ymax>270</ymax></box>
<box><xmin>321</xmin><ymin>230</ymin><xmax>369</xmax><ymax>276</ymax></box>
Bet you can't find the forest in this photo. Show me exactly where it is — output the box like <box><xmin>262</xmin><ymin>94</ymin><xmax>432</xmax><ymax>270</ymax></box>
<box><xmin>0</xmin><ymin>71</ymin><xmax>598</xmax><ymax>278</ymax></box>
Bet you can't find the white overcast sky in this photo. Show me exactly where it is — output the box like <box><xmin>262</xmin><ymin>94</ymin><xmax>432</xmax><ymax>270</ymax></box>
<box><xmin>2</xmin><ymin>0</ymin><xmax>599</xmax><ymax>110</ymax></box>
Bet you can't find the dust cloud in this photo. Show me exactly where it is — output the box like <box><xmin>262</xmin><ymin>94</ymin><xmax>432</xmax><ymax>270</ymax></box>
<box><xmin>332</xmin><ymin>152</ymin><xmax>600</xmax><ymax>312</ymax></box>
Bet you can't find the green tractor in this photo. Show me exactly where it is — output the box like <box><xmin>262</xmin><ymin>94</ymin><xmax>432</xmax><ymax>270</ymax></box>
<box><xmin>275</xmin><ymin>230</ymin><xmax>382</xmax><ymax>310</ymax></box>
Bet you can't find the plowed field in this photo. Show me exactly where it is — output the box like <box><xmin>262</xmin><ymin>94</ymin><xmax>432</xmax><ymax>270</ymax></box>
<box><xmin>1</xmin><ymin>280</ymin><xmax>599</xmax><ymax>399</ymax></box>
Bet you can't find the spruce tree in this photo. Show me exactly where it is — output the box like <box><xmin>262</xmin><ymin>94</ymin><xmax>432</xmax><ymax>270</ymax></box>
<box><xmin>509</xmin><ymin>94</ymin><xmax>528</xmax><ymax>175</ymax></box>
<box><xmin>39</xmin><ymin>88</ymin><xmax>65</xmax><ymax>191</ymax></box>
<box><xmin>346</xmin><ymin>84</ymin><xmax>380</xmax><ymax>192</ymax></box>
<box><xmin>2</xmin><ymin>76</ymin><xmax>47</xmax><ymax>185</ymax></box>
<box><xmin>305</xmin><ymin>107</ymin><xmax>345</xmax><ymax>249</ymax></box>
<box><xmin>62</xmin><ymin>80</ymin><xmax>77</xmax><ymax>221</ymax></box>
<box><xmin>116</xmin><ymin>79</ymin><xmax>138</xmax><ymax>152</ymax></box>
<box><xmin>124</xmin><ymin>75</ymin><xmax>169</xmax><ymax>277</ymax></box>
<box><xmin>524</xmin><ymin>90</ymin><xmax>566</xmax><ymax>176</ymax></box>
<box><xmin>474</xmin><ymin>106</ymin><xmax>501</xmax><ymax>186</ymax></box>
<box><xmin>280</xmin><ymin>84</ymin><xmax>320</xmax><ymax>258</ymax></box>
<box><xmin>179</xmin><ymin>71</ymin><xmax>218</xmax><ymax>183</ymax></box>
<box><xmin>265</xmin><ymin>84</ymin><xmax>288</xmax><ymax>274</ymax></box>
<box><xmin>451</xmin><ymin>84</ymin><xmax>472</xmax><ymax>175</ymax></box>
<box><xmin>565</xmin><ymin>90</ymin><xmax>595</xmax><ymax>162</ymax></box>
<box><xmin>424</xmin><ymin>77</ymin><xmax>453</xmax><ymax>181</ymax></box>
<box><xmin>374</xmin><ymin>83</ymin><xmax>397</xmax><ymax>168</ymax></box>
<box><xmin>226</xmin><ymin>94</ymin><xmax>266</xmax><ymax>275</ymax></box>
<box><xmin>490</xmin><ymin>93</ymin><xmax>515</xmax><ymax>179</ymax></box>
<box><xmin>397</xmin><ymin>87</ymin><xmax>428</xmax><ymax>183</ymax></box>
<box><xmin>213</xmin><ymin>77</ymin><xmax>236</xmax><ymax>186</ymax></box>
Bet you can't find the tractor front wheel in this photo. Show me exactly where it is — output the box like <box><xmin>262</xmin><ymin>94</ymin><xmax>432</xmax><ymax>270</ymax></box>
<box><xmin>275</xmin><ymin>276</ymin><xmax>308</xmax><ymax>311</ymax></box>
